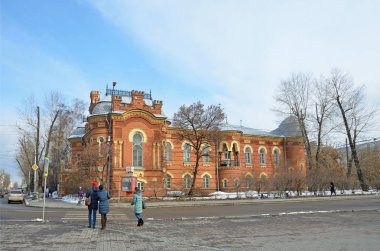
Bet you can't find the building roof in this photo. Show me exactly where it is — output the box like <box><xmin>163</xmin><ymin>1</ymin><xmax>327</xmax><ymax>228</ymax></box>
<box><xmin>220</xmin><ymin>123</ymin><xmax>277</xmax><ymax>137</ymax></box>
<box><xmin>91</xmin><ymin>99</ymin><xmax>155</xmax><ymax>115</ymax></box>
<box><xmin>270</xmin><ymin>116</ymin><xmax>302</xmax><ymax>137</ymax></box>
<box><xmin>68</xmin><ymin>127</ymin><xmax>85</xmax><ymax>139</ymax></box>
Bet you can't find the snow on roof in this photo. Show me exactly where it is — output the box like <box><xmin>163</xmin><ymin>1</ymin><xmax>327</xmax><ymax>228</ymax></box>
<box><xmin>68</xmin><ymin>127</ymin><xmax>85</xmax><ymax>139</ymax></box>
<box><xmin>220</xmin><ymin>123</ymin><xmax>277</xmax><ymax>137</ymax></box>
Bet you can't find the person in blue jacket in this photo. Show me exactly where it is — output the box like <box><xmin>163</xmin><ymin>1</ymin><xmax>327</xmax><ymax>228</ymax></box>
<box><xmin>97</xmin><ymin>184</ymin><xmax>111</xmax><ymax>230</ymax></box>
<box><xmin>131</xmin><ymin>187</ymin><xmax>144</xmax><ymax>226</ymax></box>
<box><xmin>85</xmin><ymin>180</ymin><xmax>99</xmax><ymax>228</ymax></box>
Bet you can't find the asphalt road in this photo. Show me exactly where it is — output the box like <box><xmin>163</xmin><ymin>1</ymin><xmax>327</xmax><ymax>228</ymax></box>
<box><xmin>1</xmin><ymin>195</ymin><xmax>379</xmax><ymax>222</ymax></box>
<box><xmin>1</xmin><ymin>196</ymin><xmax>380</xmax><ymax>250</ymax></box>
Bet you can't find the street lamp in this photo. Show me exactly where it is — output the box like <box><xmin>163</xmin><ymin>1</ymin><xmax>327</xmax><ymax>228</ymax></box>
<box><xmin>106</xmin><ymin>82</ymin><xmax>117</xmax><ymax>193</ymax></box>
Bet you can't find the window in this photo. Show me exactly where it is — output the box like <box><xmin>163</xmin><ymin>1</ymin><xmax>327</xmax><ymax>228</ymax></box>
<box><xmin>76</xmin><ymin>153</ymin><xmax>81</xmax><ymax>162</ymax></box>
<box><xmin>203</xmin><ymin>174</ymin><xmax>210</xmax><ymax>188</ymax></box>
<box><xmin>245</xmin><ymin>147</ymin><xmax>251</xmax><ymax>164</ymax></box>
<box><xmin>184</xmin><ymin>143</ymin><xmax>191</xmax><ymax>163</ymax></box>
<box><xmin>224</xmin><ymin>150</ymin><xmax>231</xmax><ymax>166</ymax></box>
<box><xmin>166</xmin><ymin>142</ymin><xmax>171</xmax><ymax>162</ymax></box>
<box><xmin>245</xmin><ymin>176</ymin><xmax>254</xmax><ymax>188</ymax></box>
<box><xmin>184</xmin><ymin>174</ymin><xmax>191</xmax><ymax>189</ymax></box>
<box><xmin>98</xmin><ymin>136</ymin><xmax>105</xmax><ymax>156</ymax></box>
<box><xmin>260</xmin><ymin>148</ymin><xmax>266</xmax><ymax>165</ymax></box>
<box><xmin>165</xmin><ymin>175</ymin><xmax>172</xmax><ymax>189</ymax></box>
<box><xmin>202</xmin><ymin>145</ymin><xmax>210</xmax><ymax>164</ymax></box>
<box><xmin>223</xmin><ymin>179</ymin><xmax>228</xmax><ymax>188</ymax></box>
<box><xmin>274</xmin><ymin>149</ymin><xmax>280</xmax><ymax>166</ymax></box>
<box><xmin>133</xmin><ymin>133</ymin><xmax>143</xmax><ymax>167</ymax></box>
<box><xmin>137</xmin><ymin>181</ymin><xmax>144</xmax><ymax>191</ymax></box>
<box><xmin>234</xmin><ymin>179</ymin><xmax>239</xmax><ymax>188</ymax></box>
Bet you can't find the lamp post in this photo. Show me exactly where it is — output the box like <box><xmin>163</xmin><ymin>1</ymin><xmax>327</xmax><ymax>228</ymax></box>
<box><xmin>106</xmin><ymin>82</ymin><xmax>116</xmax><ymax>193</ymax></box>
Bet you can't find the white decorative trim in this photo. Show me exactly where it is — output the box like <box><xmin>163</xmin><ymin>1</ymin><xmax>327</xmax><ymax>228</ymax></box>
<box><xmin>128</xmin><ymin>129</ymin><xmax>147</xmax><ymax>142</ymax></box>
<box><xmin>201</xmin><ymin>172</ymin><xmax>212</xmax><ymax>178</ymax></box>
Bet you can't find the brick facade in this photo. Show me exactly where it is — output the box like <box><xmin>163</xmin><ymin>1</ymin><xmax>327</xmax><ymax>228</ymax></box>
<box><xmin>64</xmin><ymin>88</ymin><xmax>306</xmax><ymax>198</ymax></box>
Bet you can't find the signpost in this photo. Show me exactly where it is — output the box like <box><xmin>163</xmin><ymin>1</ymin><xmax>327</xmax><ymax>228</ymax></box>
<box><xmin>42</xmin><ymin>157</ymin><xmax>49</xmax><ymax>222</ymax></box>
<box><xmin>32</xmin><ymin>164</ymin><xmax>38</xmax><ymax>199</ymax></box>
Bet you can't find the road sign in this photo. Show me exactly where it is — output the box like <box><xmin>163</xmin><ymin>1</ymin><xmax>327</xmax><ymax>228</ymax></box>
<box><xmin>32</xmin><ymin>164</ymin><xmax>38</xmax><ymax>170</ymax></box>
<box><xmin>43</xmin><ymin>157</ymin><xmax>49</xmax><ymax>177</ymax></box>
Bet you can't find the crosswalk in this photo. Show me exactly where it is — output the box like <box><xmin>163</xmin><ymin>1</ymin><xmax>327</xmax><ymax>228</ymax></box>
<box><xmin>62</xmin><ymin>212</ymin><xmax>129</xmax><ymax>222</ymax></box>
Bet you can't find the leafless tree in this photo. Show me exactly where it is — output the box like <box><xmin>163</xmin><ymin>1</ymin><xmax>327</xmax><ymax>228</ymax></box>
<box><xmin>327</xmin><ymin>69</ymin><xmax>376</xmax><ymax>190</ymax></box>
<box><xmin>311</xmin><ymin>77</ymin><xmax>335</xmax><ymax>169</ymax></box>
<box><xmin>172</xmin><ymin>101</ymin><xmax>224</xmax><ymax>195</ymax></box>
<box><xmin>274</xmin><ymin>73</ymin><xmax>313</xmax><ymax>169</ymax></box>
<box><xmin>16</xmin><ymin>93</ymin><xmax>86</xmax><ymax>193</ymax></box>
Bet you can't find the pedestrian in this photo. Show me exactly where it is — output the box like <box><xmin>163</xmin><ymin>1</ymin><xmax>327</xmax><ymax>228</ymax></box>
<box><xmin>86</xmin><ymin>180</ymin><xmax>99</xmax><ymax>229</ymax></box>
<box><xmin>97</xmin><ymin>184</ymin><xmax>111</xmax><ymax>230</ymax></box>
<box><xmin>77</xmin><ymin>186</ymin><xmax>84</xmax><ymax>205</ymax></box>
<box><xmin>330</xmin><ymin>182</ymin><xmax>336</xmax><ymax>196</ymax></box>
<box><xmin>131</xmin><ymin>187</ymin><xmax>145</xmax><ymax>227</ymax></box>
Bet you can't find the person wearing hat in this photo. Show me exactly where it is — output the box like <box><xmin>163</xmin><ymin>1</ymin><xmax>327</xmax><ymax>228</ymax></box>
<box><xmin>85</xmin><ymin>180</ymin><xmax>99</xmax><ymax>228</ymax></box>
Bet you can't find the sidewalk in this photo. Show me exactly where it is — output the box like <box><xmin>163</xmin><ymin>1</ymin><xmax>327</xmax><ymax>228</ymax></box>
<box><xmin>25</xmin><ymin>193</ymin><xmax>379</xmax><ymax>209</ymax></box>
<box><xmin>2</xmin><ymin>210</ymin><xmax>380</xmax><ymax>251</ymax></box>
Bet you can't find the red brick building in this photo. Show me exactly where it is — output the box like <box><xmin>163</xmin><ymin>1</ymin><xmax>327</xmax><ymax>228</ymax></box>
<box><xmin>65</xmin><ymin>87</ymin><xmax>306</xmax><ymax>198</ymax></box>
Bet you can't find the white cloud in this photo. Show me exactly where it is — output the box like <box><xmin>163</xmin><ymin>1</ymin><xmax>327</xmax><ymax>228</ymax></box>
<box><xmin>90</xmin><ymin>0</ymin><xmax>380</xmax><ymax>131</ymax></box>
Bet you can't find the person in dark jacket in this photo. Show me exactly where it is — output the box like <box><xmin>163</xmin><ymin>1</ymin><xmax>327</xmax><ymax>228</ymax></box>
<box><xmin>97</xmin><ymin>184</ymin><xmax>111</xmax><ymax>230</ymax></box>
<box><xmin>330</xmin><ymin>182</ymin><xmax>336</xmax><ymax>196</ymax></box>
<box><xmin>86</xmin><ymin>180</ymin><xmax>99</xmax><ymax>228</ymax></box>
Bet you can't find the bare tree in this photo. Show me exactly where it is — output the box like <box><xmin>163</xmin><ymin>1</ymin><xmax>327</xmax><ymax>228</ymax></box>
<box><xmin>274</xmin><ymin>73</ymin><xmax>313</xmax><ymax>169</ymax></box>
<box><xmin>328</xmin><ymin>70</ymin><xmax>376</xmax><ymax>191</ymax></box>
<box><xmin>312</xmin><ymin>77</ymin><xmax>335</xmax><ymax>169</ymax></box>
<box><xmin>173</xmin><ymin>101</ymin><xmax>224</xmax><ymax>195</ymax></box>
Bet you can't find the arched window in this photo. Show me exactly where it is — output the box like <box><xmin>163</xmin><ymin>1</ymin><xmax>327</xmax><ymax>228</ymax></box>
<box><xmin>165</xmin><ymin>175</ymin><xmax>172</xmax><ymax>189</ymax></box>
<box><xmin>223</xmin><ymin>179</ymin><xmax>228</xmax><ymax>188</ymax></box>
<box><xmin>203</xmin><ymin>174</ymin><xmax>210</xmax><ymax>188</ymax></box>
<box><xmin>184</xmin><ymin>174</ymin><xmax>191</xmax><ymax>189</ymax></box>
<box><xmin>245</xmin><ymin>147</ymin><xmax>251</xmax><ymax>164</ymax></box>
<box><xmin>98</xmin><ymin>136</ymin><xmax>105</xmax><ymax>157</ymax></box>
<box><xmin>184</xmin><ymin>143</ymin><xmax>191</xmax><ymax>163</ymax></box>
<box><xmin>259</xmin><ymin>148</ymin><xmax>266</xmax><ymax>165</ymax></box>
<box><xmin>245</xmin><ymin>175</ymin><xmax>254</xmax><ymax>188</ymax></box>
<box><xmin>202</xmin><ymin>145</ymin><xmax>210</xmax><ymax>164</ymax></box>
<box><xmin>274</xmin><ymin>149</ymin><xmax>280</xmax><ymax>166</ymax></box>
<box><xmin>166</xmin><ymin>142</ymin><xmax>171</xmax><ymax>162</ymax></box>
<box><xmin>133</xmin><ymin>133</ymin><xmax>143</xmax><ymax>167</ymax></box>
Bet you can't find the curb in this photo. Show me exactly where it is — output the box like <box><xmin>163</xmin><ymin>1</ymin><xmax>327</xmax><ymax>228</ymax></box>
<box><xmin>24</xmin><ymin>194</ymin><xmax>379</xmax><ymax>209</ymax></box>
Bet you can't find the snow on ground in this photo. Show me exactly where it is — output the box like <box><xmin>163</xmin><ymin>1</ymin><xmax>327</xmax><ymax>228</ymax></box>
<box><xmin>60</xmin><ymin>189</ymin><xmax>379</xmax><ymax>204</ymax></box>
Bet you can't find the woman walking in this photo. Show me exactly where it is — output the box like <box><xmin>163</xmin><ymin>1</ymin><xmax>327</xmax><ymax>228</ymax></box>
<box><xmin>131</xmin><ymin>187</ymin><xmax>144</xmax><ymax>226</ymax></box>
<box><xmin>97</xmin><ymin>184</ymin><xmax>111</xmax><ymax>230</ymax></box>
<box><xmin>85</xmin><ymin>180</ymin><xmax>99</xmax><ymax>228</ymax></box>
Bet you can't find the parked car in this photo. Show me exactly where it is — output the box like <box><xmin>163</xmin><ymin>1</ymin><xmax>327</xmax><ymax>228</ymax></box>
<box><xmin>8</xmin><ymin>189</ymin><xmax>24</xmax><ymax>204</ymax></box>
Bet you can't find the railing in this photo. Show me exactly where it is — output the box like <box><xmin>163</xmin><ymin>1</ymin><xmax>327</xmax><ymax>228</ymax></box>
<box><xmin>220</xmin><ymin>160</ymin><xmax>240</xmax><ymax>167</ymax></box>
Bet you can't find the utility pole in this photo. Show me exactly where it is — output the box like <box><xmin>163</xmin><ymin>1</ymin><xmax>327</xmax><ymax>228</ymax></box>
<box><xmin>106</xmin><ymin>82</ymin><xmax>116</xmax><ymax>193</ymax></box>
<box><xmin>34</xmin><ymin>106</ymin><xmax>40</xmax><ymax>198</ymax></box>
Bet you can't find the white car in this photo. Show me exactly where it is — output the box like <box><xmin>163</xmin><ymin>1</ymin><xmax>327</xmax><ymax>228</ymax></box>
<box><xmin>8</xmin><ymin>189</ymin><xmax>24</xmax><ymax>204</ymax></box>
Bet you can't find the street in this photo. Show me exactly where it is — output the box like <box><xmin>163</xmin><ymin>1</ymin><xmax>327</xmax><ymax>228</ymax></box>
<box><xmin>1</xmin><ymin>195</ymin><xmax>380</xmax><ymax>250</ymax></box>
<box><xmin>1</xmin><ymin>195</ymin><xmax>380</xmax><ymax>222</ymax></box>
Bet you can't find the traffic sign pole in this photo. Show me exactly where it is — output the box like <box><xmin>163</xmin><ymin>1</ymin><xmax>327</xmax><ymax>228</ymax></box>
<box><xmin>42</xmin><ymin>157</ymin><xmax>49</xmax><ymax>222</ymax></box>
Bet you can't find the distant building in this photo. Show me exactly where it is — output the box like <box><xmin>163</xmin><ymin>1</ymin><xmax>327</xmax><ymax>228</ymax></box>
<box><xmin>64</xmin><ymin>87</ymin><xmax>306</xmax><ymax>198</ymax></box>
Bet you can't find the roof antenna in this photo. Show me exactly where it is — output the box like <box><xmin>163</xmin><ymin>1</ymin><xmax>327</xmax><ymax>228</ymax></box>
<box><xmin>225</xmin><ymin>115</ymin><xmax>228</xmax><ymax>124</ymax></box>
<box><xmin>150</xmin><ymin>89</ymin><xmax>152</xmax><ymax>100</ymax></box>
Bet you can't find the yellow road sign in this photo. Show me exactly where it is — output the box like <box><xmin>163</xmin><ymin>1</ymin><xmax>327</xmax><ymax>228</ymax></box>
<box><xmin>32</xmin><ymin>164</ymin><xmax>38</xmax><ymax>170</ymax></box>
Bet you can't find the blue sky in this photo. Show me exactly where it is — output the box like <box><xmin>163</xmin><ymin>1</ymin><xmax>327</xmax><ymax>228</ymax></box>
<box><xmin>1</xmin><ymin>0</ymin><xmax>379</xmax><ymax>184</ymax></box>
